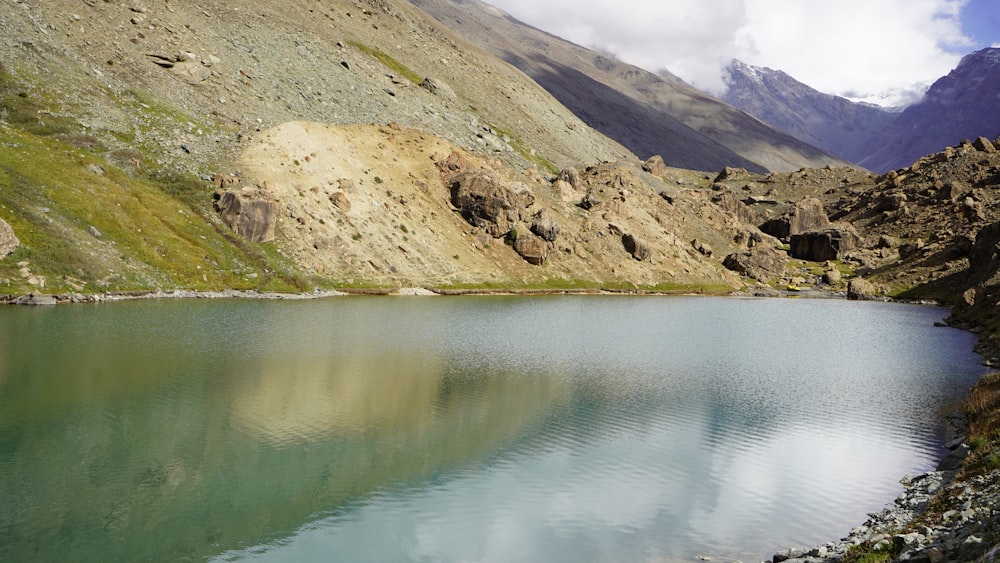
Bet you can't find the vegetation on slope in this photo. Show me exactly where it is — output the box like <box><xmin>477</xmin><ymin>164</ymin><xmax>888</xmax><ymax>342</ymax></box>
<box><xmin>0</xmin><ymin>63</ymin><xmax>307</xmax><ymax>295</ymax></box>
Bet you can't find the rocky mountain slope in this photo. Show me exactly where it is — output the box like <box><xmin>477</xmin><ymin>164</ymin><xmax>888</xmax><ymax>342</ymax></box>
<box><xmin>860</xmin><ymin>47</ymin><xmax>1000</xmax><ymax>173</ymax></box>
<box><xmin>722</xmin><ymin>60</ymin><xmax>896</xmax><ymax>164</ymax></box>
<box><xmin>0</xmin><ymin>0</ymin><xmax>761</xmax><ymax>296</ymax></box>
<box><xmin>410</xmin><ymin>0</ymin><xmax>850</xmax><ymax>174</ymax></box>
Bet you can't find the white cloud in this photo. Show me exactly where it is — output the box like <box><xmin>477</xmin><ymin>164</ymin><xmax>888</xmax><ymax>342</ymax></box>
<box><xmin>485</xmin><ymin>0</ymin><xmax>975</xmax><ymax>106</ymax></box>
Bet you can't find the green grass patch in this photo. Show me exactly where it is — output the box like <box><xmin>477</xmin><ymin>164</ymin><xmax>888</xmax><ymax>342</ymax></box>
<box><xmin>843</xmin><ymin>543</ymin><xmax>893</xmax><ymax>563</ymax></box>
<box><xmin>0</xmin><ymin>127</ymin><xmax>303</xmax><ymax>294</ymax></box>
<box><xmin>347</xmin><ymin>41</ymin><xmax>422</xmax><ymax>85</ymax></box>
<box><xmin>0</xmin><ymin>62</ymin><xmax>78</xmax><ymax>138</ymax></box>
<box><xmin>962</xmin><ymin>372</ymin><xmax>1000</xmax><ymax>477</ymax></box>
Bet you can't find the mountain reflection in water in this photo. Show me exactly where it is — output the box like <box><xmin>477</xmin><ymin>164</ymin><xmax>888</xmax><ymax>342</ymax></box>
<box><xmin>0</xmin><ymin>296</ymin><xmax>988</xmax><ymax>563</ymax></box>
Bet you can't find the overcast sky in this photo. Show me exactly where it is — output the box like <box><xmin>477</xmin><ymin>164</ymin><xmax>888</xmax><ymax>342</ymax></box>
<box><xmin>484</xmin><ymin>0</ymin><xmax>999</xmax><ymax>107</ymax></box>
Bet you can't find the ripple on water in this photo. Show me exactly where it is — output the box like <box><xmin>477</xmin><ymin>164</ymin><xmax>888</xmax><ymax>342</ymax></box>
<box><xmin>0</xmin><ymin>297</ymin><xmax>990</xmax><ymax>563</ymax></box>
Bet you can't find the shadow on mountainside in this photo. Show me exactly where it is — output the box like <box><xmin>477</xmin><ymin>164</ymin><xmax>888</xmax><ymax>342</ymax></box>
<box><xmin>499</xmin><ymin>51</ymin><xmax>768</xmax><ymax>173</ymax></box>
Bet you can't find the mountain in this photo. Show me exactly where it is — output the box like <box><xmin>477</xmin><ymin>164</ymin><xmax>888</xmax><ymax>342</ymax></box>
<box><xmin>410</xmin><ymin>0</ymin><xmax>849</xmax><ymax>173</ymax></box>
<box><xmin>722</xmin><ymin>60</ymin><xmax>896</xmax><ymax>164</ymax></box>
<box><xmin>860</xmin><ymin>47</ymin><xmax>1000</xmax><ymax>173</ymax></box>
<box><xmin>0</xmin><ymin>0</ymin><xmax>782</xmax><ymax>295</ymax></box>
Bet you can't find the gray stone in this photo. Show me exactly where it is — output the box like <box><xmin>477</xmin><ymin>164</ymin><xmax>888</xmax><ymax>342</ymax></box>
<box><xmin>12</xmin><ymin>293</ymin><xmax>57</xmax><ymax>305</ymax></box>
<box><xmin>0</xmin><ymin>218</ymin><xmax>19</xmax><ymax>258</ymax></box>
<box><xmin>419</xmin><ymin>77</ymin><xmax>456</xmax><ymax>101</ymax></box>
<box><xmin>529</xmin><ymin>209</ymin><xmax>561</xmax><ymax>242</ymax></box>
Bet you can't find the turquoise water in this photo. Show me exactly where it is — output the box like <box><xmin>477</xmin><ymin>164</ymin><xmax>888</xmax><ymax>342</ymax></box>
<box><xmin>0</xmin><ymin>296</ymin><xmax>988</xmax><ymax>562</ymax></box>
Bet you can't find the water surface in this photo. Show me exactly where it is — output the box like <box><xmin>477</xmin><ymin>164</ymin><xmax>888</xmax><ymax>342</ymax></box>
<box><xmin>0</xmin><ymin>296</ymin><xmax>988</xmax><ymax>562</ymax></box>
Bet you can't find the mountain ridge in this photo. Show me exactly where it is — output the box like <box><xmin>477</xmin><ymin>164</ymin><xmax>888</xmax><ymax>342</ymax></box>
<box><xmin>410</xmin><ymin>0</ymin><xmax>850</xmax><ymax>173</ymax></box>
<box><xmin>722</xmin><ymin>59</ymin><xmax>896</xmax><ymax>164</ymax></box>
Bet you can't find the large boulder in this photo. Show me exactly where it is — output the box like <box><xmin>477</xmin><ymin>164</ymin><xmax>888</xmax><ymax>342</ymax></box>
<box><xmin>213</xmin><ymin>186</ymin><xmax>278</xmax><ymax>243</ymax></box>
<box><xmin>622</xmin><ymin>233</ymin><xmax>651</xmax><ymax>261</ymax></box>
<box><xmin>714</xmin><ymin>166</ymin><xmax>749</xmax><ymax>183</ymax></box>
<box><xmin>788</xmin><ymin>224</ymin><xmax>862</xmax><ymax>261</ymax></box>
<box><xmin>712</xmin><ymin>190</ymin><xmax>759</xmax><ymax>226</ymax></box>
<box><xmin>0</xmin><ymin>218</ymin><xmax>19</xmax><ymax>258</ymax></box>
<box><xmin>642</xmin><ymin>155</ymin><xmax>668</xmax><ymax>177</ymax></box>
<box><xmin>529</xmin><ymin>209</ymin><xmax>561</xmax><ymax>242</ymax></box>
<box><xmin>556</xmin><ymin>167</ymin><xmax>582</xmax><ymax>191</ymax></box>
<box><xmin>723</xmin><ymin>247</ymin><xmax>787</xmax><ymax>282</ymax></box>
<box><xmin>420</xmin><ymin>77</ymin><xmax>457</xmax><ymax>101</ymax></box>
<box><xmin>760</xmin><ymin>197</ymin><xmax>830</xmax><ymax>240</ymax></box>
<box><xmin>512</xmin><ymin>232</ymin><xmax>549</xmax><ymax>265</ymax></box>
<box><xmin>449</xmin><ymin>171</ymin><xmax>534</xmax><ymax>238</ymax></box>
<box><xmin>847</xmin><ymin>277</ymin><xmax>878</xmax><ymax>300</ymax></box>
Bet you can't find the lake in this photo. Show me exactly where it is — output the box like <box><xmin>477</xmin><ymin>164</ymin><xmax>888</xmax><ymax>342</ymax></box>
<box><xmin>0</xmin><ymin>296</ymin><xmax>989</xmax><ymax>562</ymax></box>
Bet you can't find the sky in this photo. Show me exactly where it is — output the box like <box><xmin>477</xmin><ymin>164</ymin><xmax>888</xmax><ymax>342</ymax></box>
<box><xmin>484</xmin><ymin>0</ymin><xmax>1000</xmax><ymax>107</ymax></box>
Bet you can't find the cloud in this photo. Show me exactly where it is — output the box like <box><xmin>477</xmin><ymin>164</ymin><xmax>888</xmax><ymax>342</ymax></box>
<box><xmin>485</xmin><ymin>0</ymin><xmax>975</xmax><ymax>106</ymax></box>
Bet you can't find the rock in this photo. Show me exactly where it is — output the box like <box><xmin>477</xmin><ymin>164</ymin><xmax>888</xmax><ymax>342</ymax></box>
<box><xmin>876</xmin><ymin>235</ymin><xmax>896</xmax><ymax>249</ymax></box>
<box><xmin>714</xmin><ymin>166</ymin><xmax>749</xmax><ymax>183</ymax></box>
<box><xmin>760</xmin><ymin>197</ymin><xmax>830</xmax><ymax>240</ymax></box>
<box><xmin>512</xmin><ymin>232</ymin><xmax>548</xmax><ymax>265</ymax></box>
<box><xmin>622</xmin><ymin>233</ymin><xmax>651</xmax><ymax>261</ymax></box>
<box><xmin>87</xmin><ymin>225</ymin><xmax>103</xmax><ymax>239</ymax></box>
<box><xmin>329</xmin><ymin>191</ymin><xmax>351</xmax><ymax>211</ymax></box>
<box><xmin>642</xmin><ymin>155</ymin><xmax>668</xmax><ymax>176</ymax></box>
<box><xmin>823</xmin><ymin>268</ymin><xmax>842</xmax><ymax>284</ymax></box>
<box><xmin>449</xmin><ymin>171</ymin><xmax>533</xmax><ymax>238</ymax></box>
<box><xmin>788</xmin><ymin>224</ymin><xmax>862</xmax><ymax>261</ymax></box>
<box><xmin>772</xmin><ymin>548</ymin><xmax>806</xmax><ymax>562</ymax></box>
<box><xmin>556</xmin><ymin>167</ymin><xmax>582</xmax><ymax>191</ymax></box>
<box><xmin>529</xmin><ymin>209</ymin><xmax>561</xmax><ymax>242</ymax></box>
<box><xmin>213</xmin><ymin>186</ymin><xmax>279</xmax><ymax>243</ymax></box>
<box><xmin>0</xmin><ymin>218</ymin><xmax>19</xmax><ymax>258</ymax></box>
<box><xmin>733</xmin><ymin>227</ymin><xmax>775</xmax><ymax>249</ymax></box>
<box><xmin>12</xmin><ymin>293</ymin><xmax>57</xmax><ymax>305</ymax></box>
<box><xmin>723</xmin><ymin>247</ymin><xmax>787</xmax><ymax>282</ymax></box>
<box><xmin>973</xmin><ymin>136</ymin><xmax>996</xmax><ymax>152</ymax></box>
<box><xmin>847</xmin><ymin>277</ymin><xmax>878</xmax><ymax>300</ymax></box>
<box><xmin>962</xmin><ymin>196</ymin><xmax>984</xmax><ymax>222</ymax></box>
<box><xmin>937</xmin><ymin>443</ymin><xmax>970</xmax><ymax>471</ymax></box>
<box><xmin>436</xmin><ymin>150</ymin><xmax>473</xmax><ymax>175</ymax></box>
<box><xmin>419</xmin><ymin>77</ymin><xmax>456</xmax><ymax>101</ymax></box>
<box><xmin>691</xmin><ymin>239</ymin><xmax>713</xmax><ymax>257</ymax></box>
<box><xmin>579</xmin><ymin>188</ymin><xmax>603</xmax><ymax>211</ymax></box>
<box><xmin>170</xmin><ymin>60</ymin><xmax>212</xmax><ymax>84</ymax></box>
<box><xmin>711</xmin><ymin>190</ymin><xmax>758</xmax><ymax>225</ymax></box>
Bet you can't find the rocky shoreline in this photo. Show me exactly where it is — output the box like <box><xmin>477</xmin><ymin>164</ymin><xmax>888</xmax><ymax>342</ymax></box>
<box><xmin>770</xmin><ymin>421</ymin><xmax>1000</xmax><ymax>563</ymax></box>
